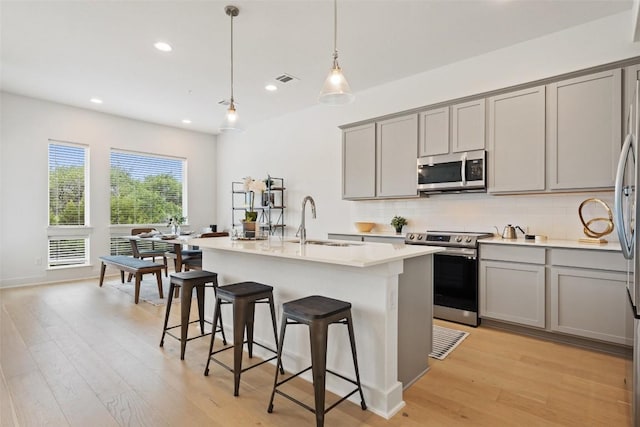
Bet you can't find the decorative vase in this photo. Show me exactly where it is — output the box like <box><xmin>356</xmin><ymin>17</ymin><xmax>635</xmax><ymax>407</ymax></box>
<box><xmin>242</xmin><ymin>220</ymin><xmax>256</xmax><ymax>238</ymax></box>
<box><xmin>170</xmin><ymin>224</ymin><xmax>177</xmax><ymax>235</ymax></box>
<box><xmin>395</xmin><ymin>227</ymin><xmax>403</xmax><ymax>234</ymax></box>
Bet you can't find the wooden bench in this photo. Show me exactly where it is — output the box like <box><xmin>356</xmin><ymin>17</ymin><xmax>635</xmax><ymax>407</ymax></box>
<box><xmin>99</xmin><ymin>255</ymin><xmax>164</xmax><ymax>304</ymax></box>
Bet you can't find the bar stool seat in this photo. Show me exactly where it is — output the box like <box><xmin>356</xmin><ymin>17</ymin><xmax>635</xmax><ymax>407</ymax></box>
<box><xmin>160</xmin><ymin>270</ymin><xmax>226</xmax><ymax>360</ymax></box>
<box><xmin>268</xmin><ymin>295</ymin><xmax>366</xmax><ymax>427</ymax></box>
<box><xmin>204</xmin><ymin>281</ymin><xmax>283</xmax><ymax>396</ymax></box>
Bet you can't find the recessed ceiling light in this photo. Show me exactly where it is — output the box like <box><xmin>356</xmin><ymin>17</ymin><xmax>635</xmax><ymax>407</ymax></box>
<box><xmin>182</xmin><ymin>119</ymin><xmax>192</xmax><ymax>124</ymax></box>
<box><xmin>154</xmin><ymin>41</ymin><xmax>172</xmax><ymax>52</ymax></box>
<box><xmin>90</xmin><ymin>98</ymin><xmax>103</xmax><ymax>104</ymax></box>
<box><xmin>265</xmin><ymin>84</ymin><xmax>278</xmax><ymax>92</ymax></box>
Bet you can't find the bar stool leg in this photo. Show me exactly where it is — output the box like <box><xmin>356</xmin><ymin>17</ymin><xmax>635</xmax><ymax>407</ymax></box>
<box><xmin>309</xmin><ymin>320</ymin><xmax>329</xmax><ymax>427</ymax></box>
<box><xmin>267</xmin><ymin>316</ymin><xmax>288</xmax><ymax>413</ymax></box>
<box><xmin>204</xmin><ymin>297</ymin><xmax>222</xmax><ymax>376</ymax></box>
<box><xmin>346</xmin><ymin>313</ymin><xmax>367</xmax><ymax>410</ymax></box>
<box><xmin>232</xmin><ymin>301</ymin><xmax>248</xmax><ymax>396</ymax></box>
<box><xmin>179</xmin><ymin>282</ymin><xmax>194</xmax><ymax>360</ymax></box>
<box><xmin>268</xmin><ymin>295</ymin><xmax>285</xmax><ymax>374</ymax></box>
<box><xmin>195</xmin><ymin>284</ymin><xmax>206</xmax><ymax>334</ymax></box>
<box><xmin>159</xmin><ymin>282</ymin><xmax>177</xmax><ymax>347</ymax></box>
<box><xmin>246</xmin><ymin>301</ymin><xmax>256</xmax><ymax>358</ymax></box>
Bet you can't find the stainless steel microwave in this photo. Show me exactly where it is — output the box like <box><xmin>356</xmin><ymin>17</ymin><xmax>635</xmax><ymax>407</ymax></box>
<box><xmin>417</xmin><ymin>150</ymin><xmax>486</xmax><ymax>193</ymax></box>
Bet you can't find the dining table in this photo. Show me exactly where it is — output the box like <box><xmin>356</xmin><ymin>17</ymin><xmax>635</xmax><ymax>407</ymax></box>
<box><xmin>121</xmin><ymin>231</ymin><xmax>229</xmax><ymax>273</ymax></box>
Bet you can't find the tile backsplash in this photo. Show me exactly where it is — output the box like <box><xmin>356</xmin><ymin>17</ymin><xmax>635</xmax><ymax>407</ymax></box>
<box><xmin>350</xmin><ymin>191</ymin><xmax>617</xmax><ymax>242</ymax></box>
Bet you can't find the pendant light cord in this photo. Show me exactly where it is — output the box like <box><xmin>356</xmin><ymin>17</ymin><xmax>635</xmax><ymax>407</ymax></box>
<box><xmin>230</xmin><ymin>11</ymin><xmax>234</xmax><ymax>102</ymax></box>
<box><xmin>333</xmin><ymin>0</ymin><xmax>338</xmax><ymax>60</ymax></box>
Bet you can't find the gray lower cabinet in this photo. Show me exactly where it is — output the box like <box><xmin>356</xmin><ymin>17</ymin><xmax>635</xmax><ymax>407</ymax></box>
<box><xmin>479</xmin><ymin>258</ymin><xmax>546</xmax><ymax>329</ymax></box>
<box><xmin>363</xmin><ymin>235</ymin><xmax>405</xmax><ymax>244</ymax></box>
<box><xmin>547</xmin><ymin>68</ymin><xmax>621</xmax><ymax>190</ymax></box>
<box><xmin>327</xmin><ymin>233</ymin><xmax>405</xmax><ymax>244</ymax></box>
<box><xmin>480</xmin><ymin>243</ymin><xmax>631</xmax><ymax>346</ymax></box>
<box><xmin>488</xmin><ymin>86</ymin><xmax>546</xmax><ymax>193</ymax></box>
<box><xmin>342</xmin><ymin>123</ymin><xmax>376</xmax><ymax>199</ymax></box>
<box><xmin>327</xmin><ymin>233</ymin><xmax>364</xmax><ymax>242</ymax></box>
<box><xmin>549</xmin><ymin>248</ymin><xmax>631</xmax><ymax>346</ymax></box>
<box><xmin>550</xmin><ymin>267</ymin><xmax>631</xmax><ymax>345</ymax></box>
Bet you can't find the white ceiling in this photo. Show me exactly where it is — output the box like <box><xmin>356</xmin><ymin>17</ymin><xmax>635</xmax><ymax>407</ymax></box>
<box><xmin>0</xmin><ymin>0</ymin><xmax>633</xmax><ymax>135</ymax></box>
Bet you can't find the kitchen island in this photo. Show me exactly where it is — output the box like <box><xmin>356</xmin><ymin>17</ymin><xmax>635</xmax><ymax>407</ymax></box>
<box><xmin>190</xmin><ymin>236</ymin><xmax>443</xmax><ymax>419</ymax></box>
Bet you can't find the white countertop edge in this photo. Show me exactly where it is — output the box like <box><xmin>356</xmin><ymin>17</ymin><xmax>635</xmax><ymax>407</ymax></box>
<box><xmin>479</xmin><ymin>236</ymin><xmax>622</xmax><ymax>251</ymax></box>
<box><xmin>192</xmin><ymin>237</ymin><xmax>444</xmax><ymax>268</ymax></box>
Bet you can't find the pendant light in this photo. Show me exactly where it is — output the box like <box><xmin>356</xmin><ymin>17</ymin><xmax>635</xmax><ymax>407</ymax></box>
<box><xmin>220</xmin><ymin>5</ymin><xmax>242</xmax><ymax>132</ymax></box>
<box><xmin>318</xmin><ymin>0</ymin><xmax>354</xmax><ymax>105</ymax></box>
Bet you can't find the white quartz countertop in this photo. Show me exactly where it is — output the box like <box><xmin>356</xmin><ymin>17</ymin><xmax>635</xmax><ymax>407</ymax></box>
<box><xmin>191</xmin><ymin>236</ymin><xmax>444</xmax><ymax>267</ymax></box>
<box><xmin>479</xmin><ymin>236</ymin><xmax>622</xmax><ymax>251</ymax></box>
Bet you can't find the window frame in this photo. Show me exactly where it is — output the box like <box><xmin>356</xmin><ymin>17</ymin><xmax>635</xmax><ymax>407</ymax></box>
<box><xmin>47</xmin><ymin>140</ymin><xmax>90</xmax><ymax>269</ymax></box>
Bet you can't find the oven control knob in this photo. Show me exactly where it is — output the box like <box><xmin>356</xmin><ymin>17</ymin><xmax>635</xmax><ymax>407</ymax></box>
<box><xmin>466</xmin><ymin>237</ymin><xmax>472</xmax><ymax>243</ymax></box>
<box><xmin>417</xmin><ymin>234</ymin><xmax>423</xmax><ymax>240</ymax></box>
<box><xmin>455</xmin><ymin>236</ymin><xmax>463</xmax><ymax>242</ymax></box>
<box><xmin>408</xmin><ymin>234</ymin><xmax>415</xmax><ymax>240</ymax></box>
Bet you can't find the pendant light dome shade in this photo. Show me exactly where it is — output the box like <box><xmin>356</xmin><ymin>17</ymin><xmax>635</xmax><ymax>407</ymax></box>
<box><xmin>219</xmin><ymin>5</ymin><xmax>243</xmax><ymax>133</ymax></box>
<box><xmin>319</xmin><ymin>0</ymin><xmax>354</xmax><ymax>105</ymax></box>
<box><xmin>319</xmin><ymin>56</ymin><xmax>354</xmax><ymax>105</ymax></box>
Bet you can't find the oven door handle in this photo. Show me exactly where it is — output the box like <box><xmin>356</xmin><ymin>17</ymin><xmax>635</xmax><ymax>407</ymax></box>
<box><xmin>436</xmin><ymin>248</ymin><xmax>477</xmax><ymax>259</ymax></box>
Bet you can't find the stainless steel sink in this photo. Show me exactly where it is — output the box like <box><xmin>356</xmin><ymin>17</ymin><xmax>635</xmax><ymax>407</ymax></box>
<box><xmin>287</xmin><ymin>239</ymin><xmax>358</xmax><ymax>247</ymax></box>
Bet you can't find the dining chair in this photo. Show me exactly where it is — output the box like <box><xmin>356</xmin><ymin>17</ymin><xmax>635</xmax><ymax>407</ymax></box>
<box><xmin>182</xmin><ymin>232</ymin><xmax>230</xmax><ymax>271</ymax></box>
<box><xmin>130</xmin><ymin>228</ymin><xmax>169</xmax><ymax>276</ymax></box>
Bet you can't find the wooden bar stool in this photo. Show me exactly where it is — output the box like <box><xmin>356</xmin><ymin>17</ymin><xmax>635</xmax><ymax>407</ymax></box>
<box><xmin>204</xmin><ymin>281</ymin><xmax>283</xmax><ymax>396</ymax></box>
<box><xmin>160</xmin><ymin>270</ymin><xmax>227</xmax><ymax>360</ymax></box>
<box><xmin>267</xmin><ymin>295</ymin><xmax>367</xmax><ymax>427</ymax></box>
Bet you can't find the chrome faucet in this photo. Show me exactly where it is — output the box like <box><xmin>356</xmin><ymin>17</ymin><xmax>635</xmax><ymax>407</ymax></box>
<box><xmin>296</xmin><ymin>195</ymin><xmax>316</xmax><ymax>245</ymax></box>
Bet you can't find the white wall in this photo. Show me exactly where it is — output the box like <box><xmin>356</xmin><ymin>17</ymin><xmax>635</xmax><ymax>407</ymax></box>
<box><xmin>0</xmin><ymin>92</ymin><xmax>217</xmax><ymax>287</ymax></box>
<box><xmin>216</xmin><ymin>11</ymin><xmax>640</xmax><ymax>242</ymax></box>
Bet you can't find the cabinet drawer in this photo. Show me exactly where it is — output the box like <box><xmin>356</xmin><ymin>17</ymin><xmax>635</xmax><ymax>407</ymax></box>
<box><xmin>480</xmin><ymin>244</ymin><xmax>545</xmax><ymax>264</ymax></box>
<box><xmin>551</xmin><ymin>248</ymin><xmax>625</xmax><ymax>272</ymax></box>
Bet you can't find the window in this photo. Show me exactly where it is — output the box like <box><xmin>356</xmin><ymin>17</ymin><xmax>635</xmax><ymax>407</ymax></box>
<box><xmin>110</xmin><ymin>150</ymin><xmax>185</xmax><ymax>225</ymax></box>
<box><xmin>48</xmin><ymin>141</ymin><xmax>89</xmax><ymax>268</ymax></box>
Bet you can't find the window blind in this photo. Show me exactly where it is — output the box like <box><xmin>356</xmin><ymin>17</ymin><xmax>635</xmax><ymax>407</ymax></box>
<box><xmin>110</xmin><ymin>150</ymin><xmax>185</xmax><ymax>225</ymax></box>
<box><xmin>49</xmin><ymin>142</ymin><xmax>86</xmax><ymax>226</ymax></box>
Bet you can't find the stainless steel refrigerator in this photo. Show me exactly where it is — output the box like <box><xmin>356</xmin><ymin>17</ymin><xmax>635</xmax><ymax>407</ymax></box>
<box><xmin>615</xmin><ymin>79</ymin><xmax>640</xmax><ymax>427</ymax></box>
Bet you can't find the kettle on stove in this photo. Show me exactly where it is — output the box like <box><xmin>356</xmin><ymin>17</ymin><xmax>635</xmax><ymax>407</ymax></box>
<box><xmin>494</xmin><ymin>224</ymin><xmax>525</xmax><ymax>239</ymax></box>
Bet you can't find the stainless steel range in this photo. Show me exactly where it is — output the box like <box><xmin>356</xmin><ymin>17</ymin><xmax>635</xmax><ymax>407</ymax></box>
<box><xmin>405</xmin><ymin>230</ymin><xmax>493</xmax><ymax>327</ymax></box>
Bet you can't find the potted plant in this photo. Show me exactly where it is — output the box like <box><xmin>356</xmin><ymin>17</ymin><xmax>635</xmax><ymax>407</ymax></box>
<box><xmin>391</xmin><ymin>216</ymin><xmax>408</xmax><ymax>234</ymax></box>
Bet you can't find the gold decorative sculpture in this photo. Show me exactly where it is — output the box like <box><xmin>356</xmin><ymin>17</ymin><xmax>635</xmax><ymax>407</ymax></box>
<box><xmin>578</xmin><ymin>198</ymin><xmax>614</xmax><ymax>244</ymax></box>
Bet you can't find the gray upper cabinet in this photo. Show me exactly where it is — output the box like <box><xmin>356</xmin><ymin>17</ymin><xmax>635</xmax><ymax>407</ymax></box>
<box><xmin>451</xmin><ymin>99</ymin><xmax>486</xmax><ymax>152</ymax></box>
<box><xmin>488</xmin><ymin>86</ymin><xmax>546</xmax><ymax>193</ymax></box>
<box><xmin>547</xmin><ymin>69</ymin><xmax>622</xmax><ymax>190</ymax></box>
<box><xmin>376</xmin><ymin>115</ymin><xmax>419</xmax><ymax>198</ymax></box>
<box><xmin>342</xmin><ymin>123</ymin><xmax>376</xmax><ymax>199</ymax></box>
<box><xmin>418</xmin><ymin>107</ymin><xmax>449</xmax><ymax>157</ymax></box>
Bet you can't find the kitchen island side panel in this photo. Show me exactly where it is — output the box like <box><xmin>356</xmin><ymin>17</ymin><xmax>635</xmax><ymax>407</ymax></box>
<box><xmin>202</xmin><ymin>248</ymin><xmax>434</xmax><ymax>419</ymax></box>
<box><xmin>398</xmin><ymin>254</ymin><xmax>433</xmax><ymax>388</ymax></box>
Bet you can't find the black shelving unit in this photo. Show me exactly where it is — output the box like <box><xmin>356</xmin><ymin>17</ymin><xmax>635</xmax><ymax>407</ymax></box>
<box><xmin>231</xmin><ymin>175</ymin><xmax>286</xmax><ymax>238</ymax></box>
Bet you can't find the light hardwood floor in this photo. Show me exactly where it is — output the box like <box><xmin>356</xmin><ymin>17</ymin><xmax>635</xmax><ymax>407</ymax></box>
<box><xmin>0</xmin><ymin>278</ymin><xmax>632</xmax><ymax>426</ymax></box>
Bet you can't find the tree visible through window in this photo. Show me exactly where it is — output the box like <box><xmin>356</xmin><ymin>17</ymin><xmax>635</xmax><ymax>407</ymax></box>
<box><xmin>49</xmin><ymin>143</ymin><xmax>86</xmax><ymax>225</ymax></box>
<box><xmin>110</xmin><ymin>150</ymin><xmax>185</xmax><ymax>224</ymax></box>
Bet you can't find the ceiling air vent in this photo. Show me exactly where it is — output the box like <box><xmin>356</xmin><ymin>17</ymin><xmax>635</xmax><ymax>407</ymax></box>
<box><xmin>275</xmin><ymin>73</ymin><xmax>299</xmax><ymax>84</ymax></box>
